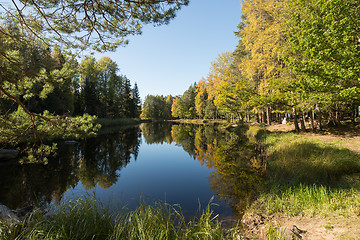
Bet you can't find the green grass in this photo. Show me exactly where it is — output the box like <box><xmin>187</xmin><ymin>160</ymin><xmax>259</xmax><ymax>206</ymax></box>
<box><xmin>0</xmin><ymin>198</ymin><xmax>114</xmax><ymax>240</ymax></box>
<box><xmin>263</xmin><ymin>223</ymin><xmax>287</xmax><ymax>240</ymax></box>
<box><xmin>251</xmin><ymin>184</ymin><xmax>360</xmax><ymax>217</ymax></box>
<box><xmin>246</xmin><ymin>126</ymin><xmax>269</xmax><ymax>141</ymax></box>
<box><xmin>265</xmin><ymin>132</ymin><xmax>360</xmax><ymax>185</ymax></box>
<box><xmin>243</xmin><ymin>128</ymin><xmax>360</xmax><ymax>219</ymax></box>
<box><xmin>0</xmin><ymin>198</ymin><xmax>239</xmax><ymax>240</ymax></box>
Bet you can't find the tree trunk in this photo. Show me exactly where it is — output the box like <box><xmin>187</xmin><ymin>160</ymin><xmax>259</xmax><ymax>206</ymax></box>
<box><xmin>300</xmin><ymin>111</ymin><xmax>306</xmax><ymax>130</ymax></box>
<box><xmin>351</xmin><ymin>104</ymin><xmax>356</xmax><ymax>126</ymax></box>
<box><xmin>335</xmin><ymin>103</ymin><xmax>339</xmax><ymax>124</ymax></box>
<box><xmin>239</xmin><ymin>113</ymin><xmax>243</xmax><ymax>123</ymax></box>
<box><xmin>310</xmin><ymin>110</ymin><xmax>315</xmax><ymax>130</ymax></box>
<box><xmin>293</xmin><ymin>108</ymin><xmax>300</xmax><ymax>131</ymax></box>
<box><xmin>316</xmin><ymin>104</ymin><xmax>322</xmax><ymax>130</ymax></box>
<box><xmin>266</xmin><ymin>106</ymin><xmax>271</xmax><ymax>125</ymax></box>
<box><xmin>277</xmin><ymin>112</ymin><xmax>282</xmax><ymax>124</ymax></box>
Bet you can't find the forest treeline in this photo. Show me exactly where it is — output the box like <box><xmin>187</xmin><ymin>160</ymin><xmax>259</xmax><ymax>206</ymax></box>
<box><xmin>1</xmin><ymin>36</ymin><xmax>141</xmax><ymax>119</ymax></box>
<box><xmin>142</xmin><ymin>0</ymin><xmax>360</xmax><ymax>130</ymax></box>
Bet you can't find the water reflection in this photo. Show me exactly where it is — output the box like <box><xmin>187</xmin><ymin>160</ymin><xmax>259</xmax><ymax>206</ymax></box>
<box><xmin>0</xmin><ymin>126</ymin><xmax>141</xmax><ymax>209</ymax></box>
<box><xmin>1</xmin><ymin>123</ymin><xmax>264</xmax><ymax>219</ymax></box>
<box><xmin>156</xmin><ymin>123</ymin><xmax>265</xmax><ymax>217</ymax></box>
<box><xmin>77</xmin><ymin>127</ymin><xmax>140</xmax><ymax>190</ymax></box>
<box><xmin>141</xmin><ymin>122</ymin><xmax>173</xmax><ymax>144</ymax></box>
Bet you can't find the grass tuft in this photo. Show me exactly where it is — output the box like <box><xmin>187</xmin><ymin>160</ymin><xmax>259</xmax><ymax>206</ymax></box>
<box><xmin>0</xmin><ymin>197</ymin><xmax>237</xmax><ymax>240</ymax></box>
<box><xmin>251</xmin><ymin>184</ymin><xmax>360</xmax><ymax>217</ymax></box>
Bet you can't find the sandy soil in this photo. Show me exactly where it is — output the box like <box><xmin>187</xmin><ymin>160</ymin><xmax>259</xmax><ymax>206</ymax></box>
<box><xmin>275</xmin><ymin>215</ymin><xmax>360</xmax><ymax>240</ymax></box>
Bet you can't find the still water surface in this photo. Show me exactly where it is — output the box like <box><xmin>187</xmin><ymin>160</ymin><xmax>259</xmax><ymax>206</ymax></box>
<box><xmin>0</xmin><ymin>123</ymin><xmax>263</xmax><ymax>222</ymax></box>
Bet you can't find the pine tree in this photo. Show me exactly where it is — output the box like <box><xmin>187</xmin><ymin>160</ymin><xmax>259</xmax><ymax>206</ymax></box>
<box><xmin>78</xmin><ymin>56</ymin><xmax>100</xmax><ymax>116</ymax></box>
<box><xmin>121</xmin><ymin>77</ymin><xmax>133</xmax><ymax>118</ymax></box>
<box><xmin>132</xmin><ymin>83</ymin><xmax>141</xmax><ymax>118</ymax></box>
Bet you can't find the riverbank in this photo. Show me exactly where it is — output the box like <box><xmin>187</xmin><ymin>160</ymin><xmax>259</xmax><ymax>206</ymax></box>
<box><xmin>95</xmin><ymin>118</ymin><xmax>150</xmax><ymax>128</ymax></box>
<box><xmin>242</xmin><ymin>124</ymin><xmax>360</xmax><ymax>239</ymax></box>
<box><xmin>167</xmin><ymin>119</ymin><xmax>229</xmax><ymax>125</ymax></box>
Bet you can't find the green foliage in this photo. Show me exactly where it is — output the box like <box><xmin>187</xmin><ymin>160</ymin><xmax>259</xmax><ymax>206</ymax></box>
<box><xmin>1</xmin><ymin>1</ymin><xmax>189</xmax><ymax>52</ymax></box>
<box><xmin>285</xmin><ymin>0</ymin><xmax>360</xmax><ymax>112</ymax></box>
<box><xmin>264</xmin><ymin>223</ymin><xmax>287</xmax><ymax>240</ymax></box>
<box><xmin>19</xmin><ymin>144</ymin><xmax>58</xmax><ymax>165</ymax></box>
<box><xmin>171</xmin><ymin>84</ymin><xmax>197</xmax><ymax>119</ymax></box>
<box><xmin>0</xmin><ymin>26</ymin><xmax>76</xmax><ymax>115</ymax></box>
<box><xmin>0</xmin><ymin>125</ymin><xmax>140</xmax><ymax>210</ymax></box>
<box><xmin>76</xmin><ymin>56</ymin><xmax>140</xmax><ymax>118</ymax></box>
<box><xmin>195</xmin><ymin>79</ymin><xmax>208</xmax><ymax>119</ymax></box>
<box><xmin>142</xmin><ymin>95</ymin><xmax>173</xmax><ymax>119</ymax></box>
<box><xmin>0</xmin><ymin>107</ymin><xmax>100</xmax><ymax>163</ymax></box>
<box><xmin>44</xmin><ymin>198</ymin><xmax>113</xmax><ymax>240</ymax></box>
<box><xmin>210</xmin><ymin>51</ymin><xmax>254</xmax><ymax>117</ymax></box>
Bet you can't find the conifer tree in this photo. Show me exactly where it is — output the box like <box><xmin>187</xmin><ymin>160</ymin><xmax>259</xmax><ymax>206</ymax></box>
<box><xmin>132</xmin><ymin>83</ymin><xmax>141</xmax><ymax>118</ymax></box>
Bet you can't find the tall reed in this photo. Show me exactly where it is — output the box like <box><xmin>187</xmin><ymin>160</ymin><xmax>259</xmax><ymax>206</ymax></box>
<box><xmin>0</xmin><ymin>197</ymin><xmax>238</xmax><ymax>240</ymax></box>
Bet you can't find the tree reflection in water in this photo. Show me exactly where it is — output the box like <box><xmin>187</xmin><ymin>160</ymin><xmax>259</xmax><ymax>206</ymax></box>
<box><xmin>0</xmin><ymin>126</ymin><xmax>141</xmax><ymax>210</ymax></box>
<box><xmin>141</xmin><ymin>122</ymin><xmax>173</xmax><ymax>144</ymax></box>
<box><xmin>78</xmin><ymin>126</ymin><xmax>140</xmax><ymax>189</ymax></box>
<box><xmin>143</xmin><ymin>123</ymin><xmax>265</xmax><ymax>217</ymax></box>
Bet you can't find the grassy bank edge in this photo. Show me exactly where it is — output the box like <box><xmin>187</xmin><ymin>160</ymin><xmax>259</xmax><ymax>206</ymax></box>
<box><xmin>166</xmin><ymin>119</ymin><xmax>229</xmax><ymax>125</ymax></box>
<box><xmin>0</xmin><ymin>197</ymin><xmax>242</xmax><ymax>240</ymax></box>
<box><xmin>95</xmin><ymin>118</ymin><xmax>151</xmax><ymax>128</ymax></box>
<box><xmin>242</xmin><ymin>125</ymin><xmax>360</xmax><ymax>239</ymax></box>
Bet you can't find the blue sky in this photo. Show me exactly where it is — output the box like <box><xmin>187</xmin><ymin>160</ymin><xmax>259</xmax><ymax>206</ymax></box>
<box><xmin>94</xmin><ymin>0</ymin><xmax>242</xmax><ymax>101</ymax></box>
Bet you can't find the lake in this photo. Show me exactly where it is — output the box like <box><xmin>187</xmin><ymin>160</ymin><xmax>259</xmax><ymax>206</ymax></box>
<box><xmin>0</xmin><ymin>122</ymin><xmax>264</xmax><ymax>224</ymax></box>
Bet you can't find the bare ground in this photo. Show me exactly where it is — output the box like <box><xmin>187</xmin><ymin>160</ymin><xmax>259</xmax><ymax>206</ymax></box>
<box><xmin>244</xmin><ymin>214</ymin><xmax>360</xmax><ymax>239</ymax></box>
<box><xmin>276</xmin><ymin>215</ymin><xmax>360</xmax><ymax>240</ymax></box>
